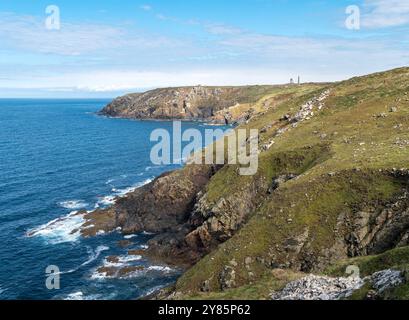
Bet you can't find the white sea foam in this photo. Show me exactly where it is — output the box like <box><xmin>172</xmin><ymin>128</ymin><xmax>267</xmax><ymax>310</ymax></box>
<box><xmin>65</xmin><ymin>291</ymin><xmax>84</xmax><ymax>300</ymax></box>
<box><xmin>148</xmin><ymin>266</ymin><xmax>173</xmax><ymax>273</ymax></box>
<box><xmin>60</xmin><ymin>246</ymin><xmax>109</xmax><ymax>274</ymax></box>
<box><xmin>59</xmin><ymin>200</ymin><xmax>89</xmax><ymax>210</ymax></box>
<box><xmin>91</xmin><ymin>260</ymin><xmax>173</xmax><ymax>280</ymax></box>
<box><xmin>82</xmin><ymin>246</ymin><xmax>109</xmax><ymax>265</ymax></box>
<box><xmin>141</xmin><ymin>178</ymin><xmax>154</xmax><ymax>186</ymax></box>
<box><xmin>103</xmin><ymin>254</ymin><xmax>142</xmax><ymax>268</ymax></box>
<box><xmin>96</xmin><ymin>179</ymin><xmax>153</xmax><ymax>208</ymax></box>
<box><xmin>90</xmin><ymin>270</ymin><xmax>110</xmax><ymax>280</ymax></box>
<box><xmin>29</xmin><ymin>179</ymin><xmax>153</xmax><ymax>246</ymax></box>
<box><xmin>102</xmin><ymin>260</ymin><xmax>119</xmax><ymax>268</ymax></box>
<box><xmin>105</xmin><ymin>179</ymin><xmax>115</xmax><ymax>185</ymax></box>
<box><xmin>113</xmin><ymin>179</ymin><xmax>153</xmax><ymax>196</ymax></box>
<box><xmin>63</xmin><ymin>291</ymin><xmax>115</xmax><ymax>301</ymax></box>
<box><xmin>118</xmin><ymin>255</ymin><xmax>142</xmax><ymax>263</ymax></box>
<box><xmin>111</xmin><ymin>187</ymin><xmax>133</xmax><ymax>195</ymax></box>
<box><xmin>124</xmin><ymin>234</ymin><xmax>137</xmax><ymax>239</ymax></box>
<box><xmin>92</xmin><ymin>254</ymin><xmax>145</xmax><ymax>279</ymax></box>
<box><xmin>26</xmin><ymin>211</ymin><xmax>85</xmax><ymax>244</ymax></box>
<box><xmin>97</xmin><ymin>195</ymin><xmax>117</xmax><ymax>207</ymax></box>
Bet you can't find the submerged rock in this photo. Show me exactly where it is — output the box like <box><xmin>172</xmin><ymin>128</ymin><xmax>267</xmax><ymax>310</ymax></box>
<box><xmin>80</xmin><ymin>208</ymin><xmax>116</xmax><ymax>238</ymax></box>
<box><xmin>95</xmin><ymin>265</ymin><xmax>146</xmax><ymax>279</ymax></box>
<box><xmin>117</xmin><ymin>240</ymin><xmax>133</xmax><ymax>248</ymax></box>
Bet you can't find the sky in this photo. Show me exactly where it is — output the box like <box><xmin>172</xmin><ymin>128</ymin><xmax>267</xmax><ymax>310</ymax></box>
<box><xmin>0</xmin><ymin>0</ymin><xmax>408</xmax><ymax>98</ymax></box>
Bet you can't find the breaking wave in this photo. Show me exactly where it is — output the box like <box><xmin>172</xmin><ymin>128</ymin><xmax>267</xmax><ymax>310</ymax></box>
<box><xmin>58</xmin><ymin>200</ymin><xmax>89</xmax><ymax>210</ymax></box>
<box><xmin>26</xmin><ymin>211</ymin><xmax>85</xmax><ymax>244</ymax></box>
<box><xmin>59</xmin><ymin>246</ymin><xmax>110</xmax><ymax>275</ymax></box>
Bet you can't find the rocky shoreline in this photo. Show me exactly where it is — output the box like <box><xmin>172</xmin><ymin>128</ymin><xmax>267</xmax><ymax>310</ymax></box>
<box><xmin>74</xmin><ymin>68</ymin><xmax>409</xmax><ymax>300</ymax></box>
<box><xmin>75</xmin><ymin>164</ymin><xmax>223</xmax><ymax>269</ymax></box>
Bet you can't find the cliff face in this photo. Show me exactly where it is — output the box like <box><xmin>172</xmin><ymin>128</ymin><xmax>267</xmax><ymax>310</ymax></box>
<box><xmin>99</xmin><ymin>85</ymin><xmax>277</xmax><ymax>124</ymax></box>
<box><xmin>88</xmin><ymin>67</ymin><xmax>409</xmax><ymax>300</ymax></box>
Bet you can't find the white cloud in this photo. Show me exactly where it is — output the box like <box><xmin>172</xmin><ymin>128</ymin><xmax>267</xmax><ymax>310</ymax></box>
<box><xmin>205</xmin><ymin>24</ymin><xmax>243</xmax><ymax>35</ymax></box>
<box><xmin>0</xmin><ymin>69</ymin><xmax>323</xmax><ymax>93</ymax></box>
<box><xmin>362</xmin><ymin>0</ymin><xmax>409</xmax><ymax>28</ymax></box>
<box><xmin>155</xmin><ymin>13</ymin><xmax>167</xmax><ymax>20</ymax></box>
<box><xmin>0</xmin><ymin>13</ymin><xmax>123</xmax><ymax>56</ymax></box>
<box><xmin>140</xmin><ymin>4</ymin><xmax>152</xmax><ymax>11</ymax></box>
<box><xmin>0</xmin><ymin>9</ymin><xmax>408</xmax><ymax>97</ymax></box>
<box><xmin>218</xmin><ymin>31</ymin><xmax>385</xmax><ymax>58</ymax></box>
<box><xmin>0</xmin><ymin>12</ymin><xmax>184</xmax><ymax>56</ymax></box>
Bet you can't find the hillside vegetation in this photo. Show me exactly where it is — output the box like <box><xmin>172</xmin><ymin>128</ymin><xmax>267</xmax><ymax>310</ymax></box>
<box><xmin>169</xmin><ymin>67</ymin><xmax>409</xmax><ymax>299</ymax></box>
<box><xmin>95</xmin><ymin>67</ymin><xmax>409</xmax><ymax>300</ymax></box>
<box><xmin>99</xmin><ymin>84</ymin><xmax>323</xmax><ymax>124</ymax></box>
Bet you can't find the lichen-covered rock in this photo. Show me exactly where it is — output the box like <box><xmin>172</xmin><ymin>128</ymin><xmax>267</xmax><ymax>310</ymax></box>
<box><xmin>370</xmin><ymin>270</ymin><xmax>404</xmax><ymax>294</ymax></box>
<box><xmin>270</xmin><ymin>269</ymin><xmax>405</xmax><ymax>300</ymax></box>
<box><xmin>219</xmin><ymin>266</ymin><xmax>237</xmax><ymax>291</ymax></box>
<box><xmin>185</xmin><ymin>174</ymin><xmax>269</xmax><ymax>252</ymax></box>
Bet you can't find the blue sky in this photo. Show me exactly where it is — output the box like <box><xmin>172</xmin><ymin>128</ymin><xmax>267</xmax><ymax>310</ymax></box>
<box><xmin>0</xmin><ymin>0</ymin><xmax>408</xmax><ymax>97</ymax></box>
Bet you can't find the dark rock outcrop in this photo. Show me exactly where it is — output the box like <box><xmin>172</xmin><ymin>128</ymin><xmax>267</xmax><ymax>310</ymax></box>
<box><xmin>82</xmin><ymin>67</ymin><xmax>409</xmax><ymax>300</ymax></box>
<box><xmin>115</xmin><ymin>165</ymin><xmax>219</xmax><ymax>235</ymax></box>
<box><xmin>82</xmin><ymin>164</ymin><xmax>222</xmax><ymax>266</ymax></box>
<box><xmin>185</xmin><ymin>175</ymin><xmax>269</xmax><ymax>253</ymax></box>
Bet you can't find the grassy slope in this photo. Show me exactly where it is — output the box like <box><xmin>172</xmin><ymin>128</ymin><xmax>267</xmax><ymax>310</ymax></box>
<box><xmin>326</xmin><ymin>246</ymin><xmax>409</xmax><ymax>300</ymax></box>
<box><xmin>181</xmin><ymin>269</ymin><xmax>304</xmax><ymax>300</ymax></box>
<box><xmin>178</xmin><ymin>246</ymin><xmax>409</xmax><ymax>300</ymax></box>
<box><xmin>173</xmin><ymin>67</ymin><xmax>409</xmax><ymax>299</ymax></box>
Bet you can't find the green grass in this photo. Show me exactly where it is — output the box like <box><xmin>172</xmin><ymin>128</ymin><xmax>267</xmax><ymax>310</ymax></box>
<box><xmin>172</xmin><ymin>67</ymin><xmax>409</xmax><ymax>299</ymax></box>
<box><xmin>326</xmin><ymin>246</ymin><xmax>409</xmax><ymax>278</ymax></box>
<box><xmin>178</xmin><ymin>269</ymin><xmax>304</xmax><ymax>300</ymax></box>
<box><xmin>325</xmin><ymin>245</ymin><xmax>409</xmax><ymax>300</ymax></box>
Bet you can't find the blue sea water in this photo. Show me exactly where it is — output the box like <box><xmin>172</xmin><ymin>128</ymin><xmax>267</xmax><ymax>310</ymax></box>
<box><xmin>0</xmin><ymin>99</ymin><xmax>226</xmax><ymax>300</ymax></box>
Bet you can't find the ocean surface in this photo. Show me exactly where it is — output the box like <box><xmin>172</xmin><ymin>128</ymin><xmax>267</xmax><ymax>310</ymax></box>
<box><xmin>0</xmin><ymin>99</ymin><xmax>226</xmax><ymax>300</ymax></box>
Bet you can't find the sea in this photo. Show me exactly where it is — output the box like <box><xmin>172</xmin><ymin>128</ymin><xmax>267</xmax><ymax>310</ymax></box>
<box><xmin>0</xmin><ymin>99</ymin><xmax>227</xmax><ymax>300</ymax></box>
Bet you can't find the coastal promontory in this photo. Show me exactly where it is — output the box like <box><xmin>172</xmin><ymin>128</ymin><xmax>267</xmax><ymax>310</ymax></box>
<box><xmin>99</xmin><ymin>85</ymin><xmax>282</xmax><ymax>124</ymax></box>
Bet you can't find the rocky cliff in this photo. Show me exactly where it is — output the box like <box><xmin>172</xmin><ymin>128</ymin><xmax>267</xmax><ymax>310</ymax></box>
<box><xmin>88</xmin><ymin>67</ymin><xmax>409</xmax><ymax>300</ymax></box>
<box><xmin>99</xmin><ymin>85</ymin><xmax>279</xmax><ymax>124</ymax></box>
